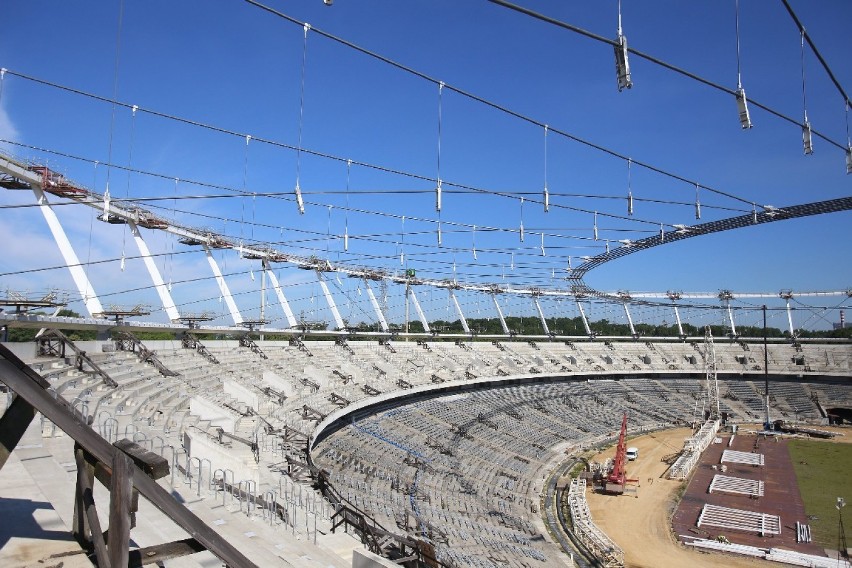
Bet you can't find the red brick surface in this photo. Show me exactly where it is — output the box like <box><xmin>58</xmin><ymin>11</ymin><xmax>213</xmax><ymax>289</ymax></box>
<box><xmin>671</xmin><ymin>433</ymin><xmax>827</xmax><ymax>556</ymax></box>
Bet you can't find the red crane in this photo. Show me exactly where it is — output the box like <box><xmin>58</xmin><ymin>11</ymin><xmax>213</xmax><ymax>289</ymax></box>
<box><xmin>605</xmin><ymin>413</ymin><xmax>637</xmax><ymax>494</ymax></box>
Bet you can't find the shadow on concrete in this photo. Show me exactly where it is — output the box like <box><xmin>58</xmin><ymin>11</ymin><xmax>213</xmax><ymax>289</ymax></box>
<box><xmin>0</xmin><ymin>497</ymin><xmax>75</xmax><ymax>550</ymax></box>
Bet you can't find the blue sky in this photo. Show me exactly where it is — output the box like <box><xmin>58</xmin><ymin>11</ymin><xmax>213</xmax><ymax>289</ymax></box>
<box><xmin>0</xmin><ymin>0</ymin><xmax>849</xmax><ymax>331</ymax></box>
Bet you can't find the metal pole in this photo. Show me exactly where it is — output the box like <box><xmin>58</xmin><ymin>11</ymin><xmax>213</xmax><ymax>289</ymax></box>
<box><xmin>260</xmin><ymin>267</ymin><xmax>266</xmax><ymax>341</ymax></box>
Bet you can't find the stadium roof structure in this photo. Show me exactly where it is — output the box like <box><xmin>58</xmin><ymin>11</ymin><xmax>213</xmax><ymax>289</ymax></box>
<box><xmin>0</xmin><ymin>1</ymin><xmax>849</xmax><ymax>338</ymax></box>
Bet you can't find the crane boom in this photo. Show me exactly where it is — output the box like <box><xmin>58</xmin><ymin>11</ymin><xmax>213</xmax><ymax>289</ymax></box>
<box><xmin>606</xmin><ymin>413</ymin><xmax>629</xmax><ymax>489</ymax></box>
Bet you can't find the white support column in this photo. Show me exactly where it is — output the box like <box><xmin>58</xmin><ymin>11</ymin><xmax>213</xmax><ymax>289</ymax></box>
<box><xmin>576</xmin><ymin>299</ymin><xmax>593</xmax><ymax>337</ymax></box>
<box><xmin>316</xmin><ymin>271</ymin><xmax>345</xmax><ymax>330</ymax></box>
<box><xmin>408</xmin><ymin>288</ymin><xmax>430</xmax><ymax>334</ymax></box>
<box><xmin>622</xmin><ymin>302</ymin><xmax>636</xmax><ymax>337</ymax></box>
<box><xmin>533</xmin><ymin>296</ymin><xmax>550</xmax><ymax>335</ymax></box>
<box><xmin>725</xmin><ymin>301</ymin><xmax>737</xmax><ymax>337</ymax></box>
<box><xmin>784</xmin><ymin>298</ymin><xmax>795</xmax><ymax>336</ymax></box>
<box><xmin>31</xmin><ymin>187</ymin><xmax>104</xmax><ymax>317</ymax></box>
<box><xmin>203</xmin><ymin>244</ymin><xmax>243</xmax><ymax>325</ymax></box>
<box><xmin>673</xmin><ymin>304</ymin><xmax>685</xmax><ymax>337</ymax></box>
<box><xmin>491</xmin><ymin>294</ymin><xmax>510</xmax><ymax>335</ymax></box>
<box><xmin>448</xmin><ymin>289</ymin><xmax>470</xmax><ymax>334</ymax></box>
<box><xmin>264</xmin><ymin>264</ymin><xmax>298</xmax><ymax>328</ymax></box>
<box><xmin>363</xmin><ymin>280</ymin><xmax>389</xmax><ymax>333</ymax></box>
<box><xmin>129</xmin><ymin>221</ymin><xmax>180</xmax><ymax>321</ymax></box>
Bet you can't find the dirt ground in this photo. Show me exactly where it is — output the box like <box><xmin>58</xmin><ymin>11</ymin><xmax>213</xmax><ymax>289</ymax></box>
<box><xmin>585</xmin><ymin>427</ymin><xmax>766</xmax><ymax>568</ymax></box>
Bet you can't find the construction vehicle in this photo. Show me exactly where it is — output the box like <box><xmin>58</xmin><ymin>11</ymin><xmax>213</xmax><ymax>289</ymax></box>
<box><xmin>604</xmin><ymin>413</ymin><xmax>639</xmax><ymax>494</ymax></box>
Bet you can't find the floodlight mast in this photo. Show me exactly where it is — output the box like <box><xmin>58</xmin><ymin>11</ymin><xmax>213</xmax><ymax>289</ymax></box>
<box><xmin>704</xmin><ymin>326</ymin><xmax>721</xmax><ymax>421</ymax></box>
<box><xmin>762</xmin><ymin>304</ymin><xmax>771</xmax><ymax>430</ymax></box>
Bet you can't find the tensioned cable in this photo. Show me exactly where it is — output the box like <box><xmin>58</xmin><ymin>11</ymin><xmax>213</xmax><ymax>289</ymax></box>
<box><xmin>0</xmin><ymin>188</ymin><xmax>749</xmax><ymax>215</ymax></box>
<box><xmin>103</xmin><ymin>0</ymin><xmax>125</xmax><ymax>204</ymax></box>
<box><xmin>735</xmin><ymin>0</ymin><xmax>744</xmax><ymax>91</ymax></box>
<box><xmin>779</xmin><ymin>0</ymin><xmax>850</xmax><ymax>109</ymax></box>
<box><xmin>294</xmin><ymin>23</ymin><xmax>310</xmax><ymax>213</ymax></box>
<box><xmin>0</xmin><ymin>78</ymin><xmax>702</xmax><ymax>233</ymax></box>
<box><xmin>483</xmin><ymin>0</ymin><xmax>848</xmax><ymax>152</ymax></box>
<box><xmin>2</xmin><ymin>138</ymin><xmax>712</xmax><ymax>240</ymax></box>
<box><xmin>0</xmin><ymin>196</ymin><xmax>610</xmax><ymax>283</ymax></box>
<box><xmin>236</xmin><ymin>0</ymin><xmax>774</xmax><ymax>205</ymax></box>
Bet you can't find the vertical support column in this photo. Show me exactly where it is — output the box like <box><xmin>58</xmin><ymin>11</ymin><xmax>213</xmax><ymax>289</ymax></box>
<box><xmin>491</xmin><ymin>294</ymin><xmax>510</xmax><ymax>335</ymax></box>
<box><xmin>408</xmin><ymin>287</ymin><xmax>430</xmax><ymax>334</ymax></box>
<box><xmin>264</xmin><ymin>264</ymin><xmax>297</xmax><ymax>328</ymax></box>
<box><xmin>363</xmin><ymin>280</ymin><xmax>389</xmax><ymax>333</ymax></box>
<box><xmin>448</xmin><ymin>289</ymin><xmax>470</xmax><ymax>334</ymax></box>
<box><xmin>203</xmin><ymin>244</ymin><xmax>243</xmax><ymax>325</ymax></box>
<box><xmin>31</xmin><ymin>187</ymin><xmax>103</xmax><ymax>317</ymax></box>
<box><xmin>673</xmin><ymin>304</ymin><xmax>685</xmax><ymax>338</ymax></box>
<box><xmin>533</xmin><ymin>296</ymin><xmax>550</xmax><ymax>336</ymax></box>
<box><xmin>129</xmin><ymin>221</ymin><xmax>180</xmax><ymax>321</ymax></box>
<box><xmin>575</xmin><ymin>299</ymin><xmax>593</xmax><ymax>337</ymax></box>
<box><xmin>108</xmin><ymin>450</ymin><xmax>134</xmax><ymax>568</ymax></box>
<box><xmin>316</xmin><ymin>271</ymin><xmax>345</xmax><ymax>330</ymax></box>
<box><xmin>622</xmin><ymin>302</ymin><xmax>637</xmax><ymax>337</ymax></box>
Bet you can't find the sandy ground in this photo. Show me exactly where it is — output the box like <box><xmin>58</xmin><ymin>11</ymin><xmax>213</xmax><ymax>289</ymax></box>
<box><xmin>585</xmin><ymin>427</ymin><xmax>767</xmax><ymax>568</ymax></box>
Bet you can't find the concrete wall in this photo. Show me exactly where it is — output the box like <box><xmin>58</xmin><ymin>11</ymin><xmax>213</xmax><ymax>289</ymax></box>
<box><xmin>262</xmin><ymin>371</ymin><xmax>295</xmax><ymax>397</ymax></box>
<box><xmin>184</xmin><ymin>431</ymin><xmax>259</xmax><ymax>484</ymax></box>
<box><xmin>0</xmin><ymin>341</ymin><xmax>39</xmax><ymax>363</ymax></box>
<box><xmin>223</xmin><ymin>380</ymin><xmax>258</xmax><ymax>410</ymax></box>
<box><xmin>189</xmin><ymin>397</ymin><xmax>236</xmax><ymax>433</ymax></box>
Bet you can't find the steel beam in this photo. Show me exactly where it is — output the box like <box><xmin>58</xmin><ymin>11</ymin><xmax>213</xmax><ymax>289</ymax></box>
<box><xmin>673</xmin><ymin>304</ymin><xmax>685</xmax><ymax>337</ymax></box>
<box><xmin>129</xmin><ymin>221</ymin><xmax>180</xmax><ymax>321</ymax></box>
<box><xmin>491</xmin><ymin>294</ymin><xmax>510</xmax><ymax>335</ymax></box>
<box><xmin>31</xmin><ymin>187</ymin><xmax>103</xmax><ymax>317</ymax></box>
<box><xmin>576</xmin><ymin>299</ymin><xmax>593</xmax><ymax>336</ymax></box>
<box><xmin>533</xmin><ymin>296</ymin><xmax>550</xmax><ymax>336</ymax></box>
<box><xmin>363</xmin><ymin>280</ymin><xmax>389</xmax><ymax>333</ymax></box>
<box><xmin>203</xmin><ymin>244</ymin><xmax>243</xmax><ymax>325</ymax></box>
<box><xmin>784</xmin><ymin>298</ymin><xmax>795</xmax><ymax>336</ymax></box>
<box><xmin>622</xmin><ymin>302</ymin><xmax>636</xmax><ymax>337</ymax></box>
<box><xmin>408</xmin><ymin>287</ymin><xmax>430</xmax><ymax>334</ymax></box>
<box><xmin>264</xmin><ymin>264</ymin><xmax>298</xmax><ymax>328</ymax></box>
<box><xmin>448</xmin><ymin>289</ymin><xmax>470</xmax><ymax>334</ymax></box>
<box><xmin>725</xmin><ymin>300</ymin><xmax>737</xmax><ymax>336</ymax></box>
<box><xmin>316</xmin><ymin>271</ymin><xmax>345</xmax><ymax>330</ymax></box>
